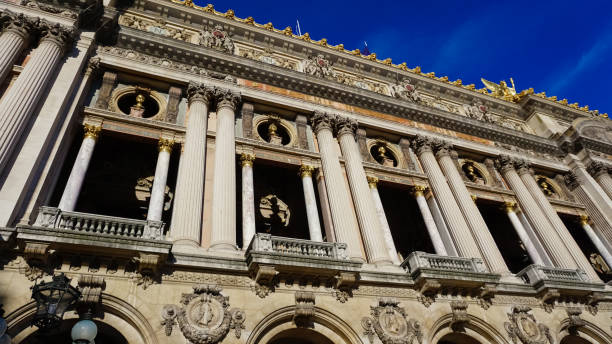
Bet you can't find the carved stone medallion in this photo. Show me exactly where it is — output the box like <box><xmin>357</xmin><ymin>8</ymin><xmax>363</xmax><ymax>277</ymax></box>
<box><xmin>504</xmin><ymin>306</ymin><xmax>552</xmax><ymax>344</ymax></box>
<box><xmin>362</xmin><ymin>299</ymin><xmax>422</xmax><ymax>344</ymax></box>
<box><xmin>162</xmin><ymin>284</ymin><xmax>245</xmax><ymax>344</ymax></box>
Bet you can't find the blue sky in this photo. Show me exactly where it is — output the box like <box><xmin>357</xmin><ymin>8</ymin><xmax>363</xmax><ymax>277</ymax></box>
<box><xmin>194</xmin><ymin>1</ymin><xmax>612</xmax><ymax>114</ymax></box>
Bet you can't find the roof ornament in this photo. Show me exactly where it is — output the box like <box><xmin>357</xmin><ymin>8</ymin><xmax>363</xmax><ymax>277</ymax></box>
<box><xmin>480</xmin><ymin>77</ymin><xmax>517</xmax><ymax>101</ymax></box>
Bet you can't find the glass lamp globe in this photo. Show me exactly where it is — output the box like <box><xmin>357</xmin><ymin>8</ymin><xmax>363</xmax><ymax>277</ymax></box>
<box><xmin>71</xmin><ymin>319</ymin><xmax>97</xmax><ymax>344</ymax></box>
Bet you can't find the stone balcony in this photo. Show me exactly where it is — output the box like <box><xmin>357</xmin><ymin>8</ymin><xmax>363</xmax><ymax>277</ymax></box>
<box><xmin>518</xmin><ymin>264</ymin><xmax>605</xmax><ymax>295</ymax></box>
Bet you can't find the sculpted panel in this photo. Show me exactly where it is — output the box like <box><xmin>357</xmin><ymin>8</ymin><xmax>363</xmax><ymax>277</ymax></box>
<box><xmin>504</xmin><ymin>306</ymin><xmax>552</xmax><ymax>344</ymax></box>
<box><xmin>362</xmin><ymin>299</ymin><xmax>422</xmax><ymax>344</ymax></box>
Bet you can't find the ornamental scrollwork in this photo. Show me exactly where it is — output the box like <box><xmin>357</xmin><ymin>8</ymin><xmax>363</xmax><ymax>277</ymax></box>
<box><xmin>200</xmin><ymin>25</ymin><xmax>234</xmax><ymax>54</ymax></box>
<box><xmin>390</xmin><ymin>79</ymin><xmax>422</xmax><ymax>103</ymax></box>
<box><xmin>504</xmin><ymin>306</ymin><xmax>552</xmax><ymax>344</ymax></box>
<box><xmin>361</xmin><ymin>299</ymin><xmax>423</xmax><ymax>344</ymax></box>
<box><xmin>302</xmin><ymin>54</ymin><xmax>335</xmax><ymax>79</ymax></box>
<box><xmin>162</xmin><ymin>284</ymin><xmax>245</xmax><ymax>344</ymax></box>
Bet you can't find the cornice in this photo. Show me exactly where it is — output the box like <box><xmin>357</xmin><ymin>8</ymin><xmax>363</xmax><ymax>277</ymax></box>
<box><xmin>113</xmin><ymin>27</ymin><xmax>561</xmax><ymax>156</ymax></box>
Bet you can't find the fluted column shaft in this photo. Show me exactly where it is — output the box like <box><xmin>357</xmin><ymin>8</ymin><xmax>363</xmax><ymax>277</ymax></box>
<box><xmin>209</xmin><ymin>90</ymin><xmax>241</xmax><ymax>251</ymax></box>
<box><xmin>497</xmin><ymin>158</ymin><xmax>577</xmax><ymax>269</ymax></box>
<box><xmin>315</xmin><ymin>170</ymin><xmax>335</xmax><ymax>242</ymax></box>
<box><xmin>146</xmin><ymin>138</ymin><xmax>174</xmax><ymax>221</ymax></box>
<box><xmin>588</xmin><ymin>163</ymin><xmax>612</xmax><ymax>201</ymax></box>
<box><xmin>413</xmin><ymin>186</ymin><xmax>447</xmax><ymax>255</ymax></box>
<box><xmin>337</xmin><ymin>118</ymin><xmax>391</xmax><ymax>264</ymax></box>
<box><xmin>0</xmin><ymin>23</ymin><xmax>73</xmax><ymax>173</ymax></box>
<box><xmin>58</xmin><ymin>124</ymin><xmax>100</xmax><ymax>211</ymax></box>
<box><xmin>241</xmin><ymin>153</ymin><xmax>256</xmax><ymax>248</ymax></box>
<box><xmin>581</xmin><ymin>216</ymin><xmax>612</xmax><ymax>268</ymax></box>
<box><xmin>412</xmin><ymin>137</ymin><xmax>482</xmax><ymax>259</ymax></box>
<box><xmin>300</xmin><ymin>165</ymin><xmax>323</xmax><ymax>242</ymax></box>
<box><xmin>595</xmin><ymin>173</ymin><xmax>612</xmax><ymax>200</ymax></box>
<box><xmin>519</xmin><ymin>167</ymin><xmax>599</xmax><ymax>279</ymax></box>
<box><xmin>504</xmin><ymin>202</ymin><xmax>544</xmax><ymax>266</ymax></box>
<box><xmin>0</xmin><ymin>13</ymin><xmax>35</xmax><ymax>84</ymax></box>
<box><xmin>171</xmin><ymin>83</ymin><xmax>212</xmax><ymax>246</ymax></box>
<box><xmin>437</xmin><ymin>148</ymin><xmax>509</xmax><ymax>274</ymax></box>
<box><xmin>311</xmin><ymin>113</ymin><xmax>363</xmax><ymax>261</ymax></box>
<box><xmin>367</xmin><ymin>176</ymin><xmax>400</xmax><ymax>264</ymax></box>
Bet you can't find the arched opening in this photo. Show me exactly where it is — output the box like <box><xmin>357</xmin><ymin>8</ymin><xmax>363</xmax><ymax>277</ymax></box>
<box><xmin>560</xmin><ymin>335</ymin><xmax>593</xmax><ymax>344</ymax></box>
<box><xmin>438</xmin><ymin>332</ymin><xmax>482</xmax><ymax>344</ymax></box>
<box><xmin>21</xmin><ymin>319</ymin><xmax>128</xmax><ymax>344</ymax></box>
<box><xmin>268</xmin><ymin>328</ymin><xmax>334</xmax><ymax>344</ymax></box>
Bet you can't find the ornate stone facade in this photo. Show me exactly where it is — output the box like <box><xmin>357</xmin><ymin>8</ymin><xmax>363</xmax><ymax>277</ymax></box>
<box><xmin>0</xmin><ymin>1</ymin><xmax>611</xmax><ymax>344</ymax></box>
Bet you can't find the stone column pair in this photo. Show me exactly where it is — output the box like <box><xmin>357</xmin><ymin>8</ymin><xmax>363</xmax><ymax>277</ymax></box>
<box><xmin>0</xmin><ymin>21</ymin><xmax>75</xmax><ymax>174</ymax></box>
<box><xmin>588</xmin><ymin>162</ymin><xmax>612</xmax><ymax>200</ymax></box>
<box><xmin>503</xmin><ymin>202</ymin><xmax>545</xmax><ymax>266</ymax></box>
<box><xmin>0</xmin><ymin>11</ymin><xmax>37</xmax><ymax>84</ymax></box>
<box><xmin>580</xmin><ymin>215</ymin><xmax>612</xmax><ymax>268</ymax></box>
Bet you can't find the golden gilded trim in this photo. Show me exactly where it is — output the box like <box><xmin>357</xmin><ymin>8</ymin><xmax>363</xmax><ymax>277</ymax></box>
<box><xmin>299</xmin><ymin>164</ymin><xmax>314</xmax><ymax>178</ymax></box>
<box><xmin>83</xmin><ymin>124</ymin><xmax>101</xmax><ymax>140</ymax></box>
<box><xmin>471</xmin><ymin>195</ymin><xmax>478</xmax><ymax>202</ymax></box>
<box><xmin>240</xmin><ymin>153</ymin><xmax>255</xmax><ymax>167</ymax></box>
<box><xmin>580</xmin><ymin>215</ymin><xmax>590</xmax><ymax>226</ymax></box>
<box><xmin>366</xmin><ymin>176</ymin><xmax>378</xmax><ymax>189</ymax></box>
<box><xmin>503</xmin><ymin>201</ymin><xmax>517</xmax><ymax>213</ymax></box>
<box><xmin>158</xmin><ymin>138</ymin><xmax>174</xmax><ymax>153</ymax></box>
<box><xmin>412</xmin><ymin>185</ymin><xmax>427</xmax><ymax>197</ymax></box>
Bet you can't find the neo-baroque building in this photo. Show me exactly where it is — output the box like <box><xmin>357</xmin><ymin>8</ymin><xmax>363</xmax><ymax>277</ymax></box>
<box><xmin>0</xmin><ymin>0</ymin><xmax>611</xmax><ymax>343</ymax></box>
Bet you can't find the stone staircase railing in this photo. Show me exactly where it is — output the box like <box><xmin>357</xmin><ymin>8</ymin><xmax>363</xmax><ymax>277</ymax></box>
<box><xmin>403</xmin><ymin>251</ymin><xmax>489</xmax><ymax>274</ymax></box>
<box><xmin>35</xmin><ymin>206</ymin><xmax>165</xmax><ymax>240</ymax></box>
<box><xmin>247</xmin><ymin>233</ymin><xmax>348</xmax><ymax>260</ymax></box>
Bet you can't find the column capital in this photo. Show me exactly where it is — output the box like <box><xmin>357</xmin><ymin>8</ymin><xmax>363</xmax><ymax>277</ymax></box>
<box><xmin>240</xmin><ymin>153</ymin><xmax>255</xmax><ymax>167</ymax></box>
<box><xmin>432</xmin><ymin>140</ymin><xmax>453</xmax><ymax>158</ymax></box>
<box><xmin>39</xmin><ymin>21</ymin><xmax>75</xmax><ymax>52</ymax></box>
<box><xmin>186</xmin><ymin>81</ymin><xmax>214</xmax><ymax>105</ymax></box>
<box><xmin>2</xmin><ymin>11</ymin><xmax>38</xmax><ymax>39</ymax></box>
<box><xmin>411</xmin><ymin>136</ymin><xmax>435</xmax><ymax>155</ymax></box>
<box><xmin>299</xmin><ymin>164</ymin><xmax>314</xmax><ymax>178</ymax></box>
<box><xmin>514</xmin><ymin>159</ymin><xmax>531</xmax><ymax>175</ymax></box>
<box><xmin>563</xmin><ymin>171</ymin><xmax>580</xmax><ymax>191</ymax></box>
<box><xmin>85</xmin><ymin>56</ymin><xmax>101</xmax><ymax>77</ymax></box>
<box><xmin>83</xmin><ymin>123</ymin><xmax>101</xmax><ymax>140</ymax></box>
<box><xmin>412</xmin><ymin>184</ymin><xmax>428</xmax><ymax>197</ymax></box>
<box><xmin>471</xmin><ymin>194</ymin><xmax>478</xmax><ymax>202</ymax></box>
<box><xmin>366</xmin><ymin>176</ymin><xmax>378</xmax><ymax>189</ymax></box>
<box><xmin>587</xmin><ymin>161</ymin><xmax>610</xmax><ymax>178</ymax></box>
<box><xmin>503</xmin><ymin>201</ymin><xmax>517</xmax><ymax>213</ymax></box>
<box><xmin>579</xmin><ymin>215</ymin><xmax>590</xmax><ymax>226</ymax></box>
<box><xmin>214</xmin><ymin>87</ymin><xmax>241</xmax><ymax>111</ymax></box>
<box><xmin>310</xmin><ymin>112</ymin><xmax>334</xmax><ymax>134</ymax></box>
<box><xmin>495</xmin><ymin>155</ymin><xmax>518</xmax><ymax>173</ymax></box>
<box><xmin>158</xmin><ymin>138</ymin><xmax>174</xmax><ymax>153</ymax></box>
<box><xmin>334</xmin><ymin>115</ymin><xmax>358</xmax><ymax>138</ymax></box>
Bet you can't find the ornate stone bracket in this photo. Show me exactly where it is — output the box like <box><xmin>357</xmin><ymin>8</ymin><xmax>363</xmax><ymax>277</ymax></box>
<box><xmin>161</xmin><ymin>284</ymin><xmax>245</xmax><ymax>343</ymax></box>
<box><xmin>293</xmin><ymin>291</ymin><xmax>315</xmax><ymax>328</ymax></box>
<box><xmin>22</xmin><ymin>242</ymin><xmax>54</xmax><ymax>281</ymax></box>
<box><xmin>334</xmin><ymin>272</ymin><xmax>358</xmax><ymax>303</ymax></box>
<box><xmin>566</xmin><ymin>307</ymin><xmax>585</xmax><ymax>335</ymax></box>
<box><xmin>540</xmin><ymin>289</ymin><xmax>560</xmax><ymax>313</ymax></box>
<box><xmin>361</xmin><ymin>298</ymin><xmax>423</xmax><ymax>344</ymax></box>
<box><xmin>504</xmin><ymin>306</ymin><xmax>553</xmax><ymax>344</ymax></box>
<box><xmin>417</xmin><ymin>280</ymin><xmax>440</xmax><ymax>308</ymax></box>
<box><xmin>450</xmin><ymin>300</ymin><xmax>469</xmax><ymax>331</ymax></box>
<box><xmin>133</xmin><ymin>253</ymin><xmax>161</xmax><ymax>289</ymax></box>
<box><xmin>250</xmin><ymin>265</ymin><xmax>278</xmax><ymax>298</ymax></box>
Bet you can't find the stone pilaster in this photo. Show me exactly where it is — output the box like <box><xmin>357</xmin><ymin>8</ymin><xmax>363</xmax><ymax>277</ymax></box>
<box><xmin>311</xmin><ymin>112</ymin><xmax>363</xmax><ymax>261</ymax></box>
<box><xmin>588</xmin><ymin>162</ymin><xmax>612</xmax><ymax>200</ymax></box>
<box><xmin>580</xmin><ymin>215</ymin><xmax>612</xmax><ymax>269</ymax></box>
<box><xmin>240</xmin><ymin>102</ymin><xmax>254</xmax><ymax>138</ymax></box>
<box><xmin>367</xmin><ymin>176</ymin><xmax>400</xmax><ymax>264</ymax></box>
<box><xmin>496</xmin><ymin>156</ymin><xmax>578</xmax><ymax>270</ymax></box>
<box><xmin>209</xmin><ymin>88</ymin><xmax>241</xmax><ymax>251</ymax></box>
<box><xmin>58</xmin><ymin>121</ymin><xmax>101</xmax><ymax>211</ymax></box>
<box><xmin>171</xmin><ymin>82</ymin><xmax>213</xmax><ymax>248</ymax></box>
<box><xmin>413</xmin><ymin>185</ymin><xmax>447</xmax><ymax>255</ymax></box>
<box><xmin>0</xmin><ymin>21</ymin><xmax>74</xmax><ymax>174</ymax></box>
<box><xmin>517</xmin><ymin>161</ymin><xmax>599</xmax><ymax>280</ymax></box>
<box><xmin>412</xmin><ymin>136</ymin><xmax>482</xmax><ymax>260</ymax></box>
<box><xmin>0</xmin><ymin>12</ymin><xmax>37</xmax><ymax>84</ymax></box>
<box><xmin>94</xmin><ymin>71</ymin><xmax>117</xmax><ymax>109</ymax></box>
<box><xmin>503</xmin><ymin>202</ymin><xmax>545</xmax><ymax>266</ymax></box>
<box><xmin>300</xmin><ymin>165</ymin><xmax>323</xmax><ymax>242</ymax></box>
<box><xmin>435</xmin><ymin>143</ymin><xmax>510</xmax><ymax>274</ymax></box>
<box><xmin>336</xmin><ymin>116</ymin><xmax>391</xmax><ymax>265</ymax></box>
<box><xmin>146</xmin><ymin>137</ymin><xmax>174</xmax><ymax>222</ymax></box>
<box><xmin>241</xmin><ymin>153</ymin><xmax>256</xmax><ymax>248</ymax></box>
<box><xmin>166</xmin><ymin>87</ymin><xmax>182</xmax><ymax>124</ymax></box>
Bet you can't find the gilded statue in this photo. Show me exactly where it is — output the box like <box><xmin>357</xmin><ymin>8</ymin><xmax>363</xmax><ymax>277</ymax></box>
<box><xmin>480</xmin><ymin>77</ymin><xmax>517</xmax><ymax>101</ymax></box>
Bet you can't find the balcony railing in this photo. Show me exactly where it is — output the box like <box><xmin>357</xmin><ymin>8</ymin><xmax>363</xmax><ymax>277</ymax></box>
<box><xmin>518</xmin><ymin>264</ymin><xmax>589</xmax><ymax>285</ymax></box>
<box><xmin>403</xmin><ymin>251</ymin><xmax>488</xmax><ymax>274</ymax></box>
<box><xmin>247</xmin><ymin>233</ymin><xmax>348</xmax><ymax>260</ymax></box>
<box><xmin>34</xmin><ymin>206</ymin><xmax>165</xmax><ymax>240</ymax></box>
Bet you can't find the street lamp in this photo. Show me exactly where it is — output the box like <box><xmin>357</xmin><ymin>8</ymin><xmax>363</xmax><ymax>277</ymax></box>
<box><xmin>71</xmin><ymin>315</ymin><xmax>97</xmax><ymax>344</ymax></box>
<box><xmin>30</xmin><ymin>273</ymin><xmax>81</xmax><ymax>330</ymax></box>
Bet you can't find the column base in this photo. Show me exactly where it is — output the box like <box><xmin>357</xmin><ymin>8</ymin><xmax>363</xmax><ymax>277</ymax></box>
<box><xmin>208</xmin><ymin>242</ymin><xmax>239</xmax><ymax>252</ymax></box>
<box><xmin>171</xmin><ymin>240</ymin><xmax>206</xmax><ymax>256</ymax></box>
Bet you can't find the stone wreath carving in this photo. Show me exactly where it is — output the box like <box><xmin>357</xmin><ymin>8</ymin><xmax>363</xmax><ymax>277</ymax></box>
<box><xmin>362</xmin><ymin>299</ymin><xmax>422</xmax><ymax>344</ymax></box>
<box><xmin>161</xmin><ymin>284</ymin><xmax>245</xmax><ymax>343</ymax></box>
<box><xmin>504</xmin><ymin>306</ymin><xmax>552</xmax><ymax>344</ymax></box>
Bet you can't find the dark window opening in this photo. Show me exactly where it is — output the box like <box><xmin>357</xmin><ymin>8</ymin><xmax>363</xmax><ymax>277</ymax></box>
<box><xmin>478</xmin><ymin>200</ymin><xmax>532</xmax><ymax>273</ymax></box>
<box><xmin>117</xmin><ymin>92</ymin><xmax>159</xmax><ymax>118</ymax></box>
<box><xmin>377</xmin><ymin>182</ymin><xmax>435</xmax><ymax>261</ymax></box>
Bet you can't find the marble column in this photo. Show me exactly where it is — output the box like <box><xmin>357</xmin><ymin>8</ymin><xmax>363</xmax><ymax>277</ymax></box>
<box><xmin>504</xmin><ymin>202</ymin><xmax>544</xmax><ymax>266</ymax></box>
<box><xmin>496</xmin><ymin>156</ymin><xmax>577</xmax><ymax>269</ymax></box>
<box><xmin>171</xmin><ymin>82</ymin><xmax>213</xmax><ymax>247</ymax></box>
<box><xmin>436</xmin><ymin>145</ymin><xmax>510</xmax><ymax>274</ymax></box>
<box><xmin>367</xmin><ymin>176</ymin><xmax>400</xmax><ymax>264</ymax></box>
<box><xmin>0</xmin><ymin>12</ymin><xmax>36</xmax><ymax>85</ymax></box>
<box><xmin>57</xmin><ymin>123</ymin><xmax>101</xmax><ymax>211</ymax></box>
<box><xmin>581</xmin><ymin>216</ymin><xmax>612</xmax><ymax>268</ymax></box>
<box><xmin>412</xmin><ymin>137</ymin><xmax>482</xmax><ymax>259</ymax></box>
<box><xmin>517</xmin><ymin>162</ymin><xmax>599</xmax><ymax>279</ymax></box>
<box><xmin>241</xmin><ymin>153</ymin><xmax>256</xmax><ymax>249</ymax></box>
<box><xmin>413</xmin><ymin>185</ymin><xmax>447</xmax><ymax>255</ymax></box>
<box><xmin>315</xmin><ymin>169</ymin><xmax>335</xmax><ymax>242</ymax></box>
<box><xmin>311</xmin><ymin>112</ymin><xmax>363</xmax><ymax>261</ymax></box>
<box><xmin>588</xmin><ymin>162</ymin><xmax>612</xmax><ymax>200</ymax></box>
<box><xmin>209</xmin><ymin>89</ymin><xmax>241</xmax><ymax>251</ymax></box>
<box><xmin>0</xmin><ymin>22</ymin><xmax>74</xmax><ymax>174</ymax></box>
<box><xmin>300</xmin><ymin>165</ymin><xmax>324</xmax><ymax>242</ymax></box>
<box><xmin>146</xmin><ymin>138</ymin><xmax>174</xmax><ymax>222</ymax></box>
<box><xmin>336</xmin><ymin>116</ymin><xmax>391</xmax><ymax>264</ymax></box>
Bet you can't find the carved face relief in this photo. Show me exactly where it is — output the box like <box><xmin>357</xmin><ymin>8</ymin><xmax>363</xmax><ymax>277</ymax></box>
<box><xmin>362</xmin><ymin>299</ymin><xmax>422</xmax><ymax>344</ymax></box>
<box><xmin>379</xmin><ymin>308</ymin><xmax>408</xmax><ymax>338</ymax></box>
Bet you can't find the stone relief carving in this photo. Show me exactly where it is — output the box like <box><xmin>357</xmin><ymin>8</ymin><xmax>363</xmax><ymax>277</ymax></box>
<box><xmin>162</xmin><ymin>284</ymin><xmax>245</xmax><ymax>343</ymax></box>
<box><xmin>302</xmin><ymin>54</ymin><xmax>335</xmax><ymax>79</ymax></box>
<box><xmin>120</xmin><ymin>15</ymin><xmax>197</xmax><ymax>43</ymax></box>
<box><xmin>361</xmin><ymin>299</ymin><xmax>423</xmax><ymax>344</ymax></box>
<box><xmin>21</xmin><ymin>0</ymin><xmax>78</xmax><ymax>18</ymax></box>
<box><xmin>293</xmin><ymin>291</ymin><xmax>315</xmax><ymax>328</ymax></box>
<box><xmin>463</xmin><ymin>100</ymin><xmax>490</xmax><ymax>121</ymax></box>
<box><xmin>390</xmin><ymin>79</ymin><xmax>422</xmax><ymax>103</ymax></box>
<box><xmin>450</xmin><ymin>300</ymin><xmax>470</xmax><ymax>331</ymax></box>
<box><xmin>566</xmin><ymin>307</ymin><xmax>585</xmax><ymax>335</ymax></box>
<box><xmin>98</xmin><ymin>46</ymin><xmax>210</xmax><ymax>75</ymax></box>
<box><xmin>504</xmin><ymin>306</ymin><xmax>552</xmax><ymax>344</ymax></box>
<box><xmin>199</xmin><ymin>25</ymin><xmax>234</xmax><ymax>54</ymax></box>
<box><xmin>336</xmin><ymin>71</ymin><xmax>388</xmax><ymax>95</ymax></box>
<box><xmin>238</xmin><ymin>46</ymin><xmax>298</xmax><ymax>70</ymax></box>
